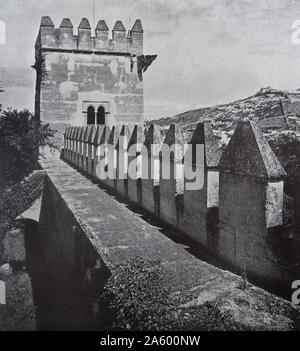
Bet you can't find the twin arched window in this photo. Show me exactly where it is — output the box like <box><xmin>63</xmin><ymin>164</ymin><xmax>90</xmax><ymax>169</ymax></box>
<box><xmin>87</xmin><ymin>106</ymin><xmax>106</xmax><ymax>125</ymax></box>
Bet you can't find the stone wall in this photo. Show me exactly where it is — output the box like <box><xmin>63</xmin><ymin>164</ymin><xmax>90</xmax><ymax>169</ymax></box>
<box><xmin>0</xmin><ymin>170</ymin><xmax>46</xmax><ymax>230</ymax></box>
<box><xmin>38</xmin><ymin>176</ymin><xmax>106</xmax><ymax>330</ymax></box>
<box><xmin>38</xmin><ymin>156</ymin><xmax>300</xmax><ymax>330</ymax></box>
<box><xmin>0</xmin><ymin>170</ymin><xmax>46</xmax><ymax>330</ymax></box>
<box><xmin>0</xmin><ymin>220</ymin><xmax>39</xmax><ymax>331</ymax></box>
<box><xmin>35</xmin><ymin>17</ymin><xmax>144</xmax><ymax>127</ymax></box>
<box><xmin>282</xmin><ymin>96</ymin><xmax>300</xmax><ymax>116</ymax></box>
<box><xmin>62</xmin><ymin>121</ymin><xmax>300</xmax><ymax>296</ymax></box>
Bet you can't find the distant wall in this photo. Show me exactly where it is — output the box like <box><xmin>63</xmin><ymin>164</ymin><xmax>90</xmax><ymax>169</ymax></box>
<box><xmin>282</xmin><ymin>97</ymin><xmax>300</xmax><ymax>116</ymax></box>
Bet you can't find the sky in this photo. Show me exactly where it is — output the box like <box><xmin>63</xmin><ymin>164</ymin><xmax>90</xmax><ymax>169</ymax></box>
<box><xmin>0</xmin><ymin>0</ymin><xmax>300</xmax><ymax>119</ymax></box>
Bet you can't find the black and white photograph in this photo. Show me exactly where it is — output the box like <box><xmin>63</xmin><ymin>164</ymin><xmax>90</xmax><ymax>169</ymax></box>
<box><xmin>0</xmin><ymin>0</ymin><xmax>300</xmax><ymax>337</ymax></box>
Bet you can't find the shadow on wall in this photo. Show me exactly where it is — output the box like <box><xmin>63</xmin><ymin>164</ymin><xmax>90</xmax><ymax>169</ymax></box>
<box><xmin>25</xmin><ymin>181</ymin><xmax>110</xmax><ymax>330</ymax></box>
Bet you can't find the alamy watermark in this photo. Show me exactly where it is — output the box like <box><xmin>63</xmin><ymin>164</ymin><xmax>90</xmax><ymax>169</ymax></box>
<box><xmin>291</xmin><ymin>20</ymin><xmax>300</xmax><ymax>45</ymax></box>
<box><xmin>0</xmin><ymin>280</ymin><xmax>5</xmax><ymax>304</ymax></box>
<box><xmin>292</xmin><ymin>280</ymin><xmax>300</xmax><ymax>305</ymax></box>
<box><xmin>85</xmin><ymin>137</ymin><xmax>205</xmax><ymax>191</ymax></box>
<box><xmin>0</xmin><ymin>20</ymin><xmax>6</xmax><ymax>45</ymax></box>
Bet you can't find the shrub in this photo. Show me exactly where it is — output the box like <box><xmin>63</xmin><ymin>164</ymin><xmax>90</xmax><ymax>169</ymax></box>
<box><xmin>0</xmin><ymin>109</ymin><xmax>55</xmax><ymax>188</ymax></box>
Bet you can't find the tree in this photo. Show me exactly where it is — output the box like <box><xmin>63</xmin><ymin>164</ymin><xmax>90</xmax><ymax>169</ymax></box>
<box><xmin>0</xmin><ymin>109</ymin><xmax>55</xmax><ymax>189</ymax></box>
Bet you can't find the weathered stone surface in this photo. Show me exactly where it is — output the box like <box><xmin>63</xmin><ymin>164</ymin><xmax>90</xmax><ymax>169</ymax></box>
<box><xmin>2</xmin><ymin>227</ymin><xmax>26</xmax><ymax>264</ymax></box>
<box><xmin>158</xmin><ymin>124</ymin><xmax>188</xmax><ymax>226</ymax></box>
<box><xmin>35</xmin><ymin>17</ymin><xmax>146</xmax><ymax>128</ymax></box>
<box><xmin>0</xmin><ymin>271</ymin><xmax>36</xmax><ymax>331</ymax></box>
<box><xmin>38</xmin><ymin>157</ymin><xmax>300</xmax><ymax>330</ymax></box>
<box><xmin>96</xmin><ymin>20</ymin><xmax>109</xmax><ymax>31</ymax></box>
<box><xmin>113</xmin><ymin>20</ymin><xmax>126</xmax><ymax>32</ymax></box>
<box><xmin>40</xmin><ymin>16</ymin><xmax>54</xmax><ymax>27</ymax></box>
<box><xmin>218</xmin><ymin>121</ymin><xmax>286</xmax><ymax>179</ymax></box>
<box><xmin>127</xmin><ymin>125</ymin><xmax>145</xmax><ymax>203</ymax></box>
<box><xmin>0</xmin><ymin>221</ymin><xmax>38</xmax><ymax>331</ymax></box>
<box><xmin>60</xmin><ymin>18</ymin><xmax>73</xmax><ymax>28</ymax></box>
<box><xmin>0</xmin><ymin>170</ymin><xmax>46</xmax><ymax>229</ymax></box>
<box><xmin>218</xmin><ymin>171</ymin><xmax>298</xmax><ymax>296</ymax></box>
<box><xmin>78</xmin><ymin>18</ymin><xmax>91</xmax><ymax>30</ymax></box>
<box><xmin>131</xmin><ymin>19</ymin><xmax>143</xmax><ymax>33</ymax></box>
<box><xmin>189</xmin><ymin>122</ymin><xmax>222</xmax><ymax>168</ymax></box>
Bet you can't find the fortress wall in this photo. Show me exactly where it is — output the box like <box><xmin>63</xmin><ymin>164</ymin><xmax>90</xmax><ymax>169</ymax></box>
<box><xmin>178</xmin><ymin>171</ymin><xmax>208</xmax><ymax>246</ymax></box>
<box><xmin>158</xmin><ymin>124</ymin><xmax>186</xmax><ymax>228</ymax></box>
<box><xmin>159</xmin><ymin>159</ymin><xmax>183</xmax><ymax>227</ymax></box>
<box><xmin>127</xmin><ymin>125</ymin><xmax>145</xmax><ymax>205</ymax></box>
<box><xmin>177</xmin><ymin>123</ymin><xmax>221</xmax><ymax>247</ymax></box>
<box><xmin>104</xmin><ymin>126</ymin><xmax>121</xmax><ymax>189</ymax></box>
<box><xmin>127</xmin><ymin>157</ymin><xmax>141</xmax><ymax>204</ymax></box>
<box><xmin>115</xmin><ymin>125</ymin><xmax>131</xmax><ymax>198</ymax></box>
<box><xmin>38</xmin><ymin>176</ymin><xmax>106</xmax><ymax>330</ymax></box>
<box><xmin>62</xmin><ymin>121</ymin><xmax>300</xmax><ymax>295</ymax></box>
<box><xmin>76</xmin><ymin>127</ymin><xmax>84</xmax><ymax>169</ymax></box>
<box><xmin>140</xmin><ymin>125</ymin><xmax>162</xmax><ymax>216</ymax></box>
<box><xmin>35</xmin><ymin>17</ymin><xmax>144</xmax><ymax>127</ymax></box>
<box><xmin>38</xmin><ymin>156</ymin><xmax>300</xmax><ymax>330</ymax></box>
<box><xmin>83</xmin><ymin>126</ymin><xmax>93</xmax><ymax>173</ymax></box>
<box><xmin>0</xmin><ymin>170</ymin><xmax>46</xmax><ymax>228</ymax></box>
<box><xmin>218</xmin><ymin>172</ymin><xmax>297</xmax><ymax>295</ymax></box>
<box><xmin>217</xmin><ymin>121</ymin><xmax>297</xmax><ymax>295</ymax></box>
<box><xmin>86</xmin><ymin>126</ymin><xmax>96</xmax><ymax>175</ymax></box>
<box><xmin>281</xmin><ymin>97</ymin><xmax>300</xmax><ymax>116</ymax></box>
<box><xmin>218</xmin><ymin>173</ymin><xmax>267</xmax><ymax>270</ymax></box>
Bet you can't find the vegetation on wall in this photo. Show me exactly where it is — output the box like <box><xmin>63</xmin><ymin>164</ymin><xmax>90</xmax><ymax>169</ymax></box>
<box><xmin>32</xmin><ymin>54</ymin><xmax>47</xmax><ymax>86</ymax></box>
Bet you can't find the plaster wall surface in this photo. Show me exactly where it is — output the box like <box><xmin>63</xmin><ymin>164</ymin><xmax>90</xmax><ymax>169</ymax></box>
<box><xmin>37</xmin><ymin>52</ymin><xmax>143</xmax><ymax>126</ymax></box>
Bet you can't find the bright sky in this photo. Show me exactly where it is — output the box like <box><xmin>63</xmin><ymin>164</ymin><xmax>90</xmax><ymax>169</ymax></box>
<box><xmin>0</xmin><ymin>0</ymin><xmax>300</xmax><ymax>118</ymax></box>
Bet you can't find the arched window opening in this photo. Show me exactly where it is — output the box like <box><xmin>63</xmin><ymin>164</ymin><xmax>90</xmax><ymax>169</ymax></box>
<box><xmin>87</xmin><ymin>106</ymin><xmax>95</xmax><ymax>125</ymax></box>
<box><xmin>97</xmin><ymin>106</ymin><xmax>105</xmax><ymax>125</ymax></box>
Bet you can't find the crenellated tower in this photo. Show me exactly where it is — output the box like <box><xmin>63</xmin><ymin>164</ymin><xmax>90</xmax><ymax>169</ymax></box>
<box><xmin>34</xmin><ymin>16</ymin><xmax>150</xmax><ymax>129</ymax></box>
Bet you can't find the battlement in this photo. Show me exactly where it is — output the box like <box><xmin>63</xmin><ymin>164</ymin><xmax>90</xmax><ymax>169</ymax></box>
<box><xmin>35</xmin><ymin>16</ymin><xmax>143</xmax><ymax>55</ymax></box>
<box><xmin>60</xmin><ymin>121</ymin><xmax>300</xmax><ymax>296</ymax></box>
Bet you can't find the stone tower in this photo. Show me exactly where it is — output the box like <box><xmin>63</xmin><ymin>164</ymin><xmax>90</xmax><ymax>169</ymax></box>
<box><xmin>34</xmin><ymin>16</ymin><xmax>146</xmax><ymax>129</ymax></box>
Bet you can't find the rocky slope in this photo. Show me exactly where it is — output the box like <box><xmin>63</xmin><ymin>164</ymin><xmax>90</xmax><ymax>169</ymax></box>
<box><xmin>147</xmin><ymin>87</ymin><xmax>300</xmax><ymax>147</ymax></box>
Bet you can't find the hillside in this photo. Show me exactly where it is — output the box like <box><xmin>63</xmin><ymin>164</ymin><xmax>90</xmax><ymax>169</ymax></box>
<box><xmin>147</xmin><ymin>87</ymin><xmax>300</xmax><ymax>146</ymax></box>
